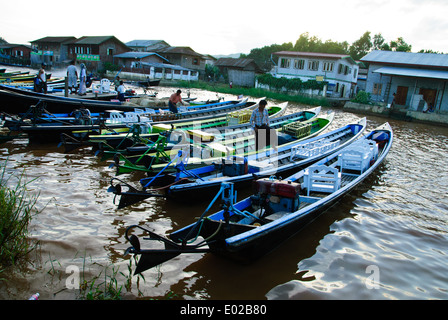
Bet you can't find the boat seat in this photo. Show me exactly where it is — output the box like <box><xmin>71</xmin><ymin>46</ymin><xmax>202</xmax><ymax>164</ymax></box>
<box><xmin>100</xmin><ymin>78</ymin><xmax>111</xmax><ymax>93</ymax></box>
<box><xmin>303</xmin><ymin>165</ymin><xmax>341</xmax><ymax>196</ymax></box>
<box><xmin>338</xmin><ymin>139</ymin><xmax>378</xmax><ymax>173</ymax></box>
<box><xmin>109</xmin><ymin>112</ymin><xmax>124</xmax><ymax>123</ymax></box>
<box><xmin>264</xmin><ymin>211</ymin><xmax>290</xmax><ymax>222</ymax></box>
<box><xmin>290</xmin><ymin>140</ymin><xmax>340</xmax><ymax>160</ymax></box>
<box><xmin>144</xmin><ymin>108</ymin><xmax>156</xmax><ymax>114</ymax></box>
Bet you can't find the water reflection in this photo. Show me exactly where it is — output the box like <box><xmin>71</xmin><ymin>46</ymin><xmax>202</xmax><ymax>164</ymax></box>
<box><xmin>1</xmin><ymin>86</ymin><xmax>448</xmax><ymax>300</ymax></box>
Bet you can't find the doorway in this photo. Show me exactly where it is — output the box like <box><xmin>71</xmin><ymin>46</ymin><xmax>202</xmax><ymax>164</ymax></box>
<box><xmin>395</xmin><ymin>86</ymin><xmax>408</xmax><ymax>105</ymax></box>
<box><xmin>419</xmin><ymin>88</ymin><xmax>437</xmax><ymax>108</ymax></box>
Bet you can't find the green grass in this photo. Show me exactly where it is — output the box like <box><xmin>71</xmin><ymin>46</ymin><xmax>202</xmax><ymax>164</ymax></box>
<box><xmin>0</xmin><ymin>161</ymin><xmax>40</xmax><ymax>274</ymax></box>
<box><xmin>169</xmin><ymin>80</ymin><xmax>330</xmax><ymax>107</ymax></box>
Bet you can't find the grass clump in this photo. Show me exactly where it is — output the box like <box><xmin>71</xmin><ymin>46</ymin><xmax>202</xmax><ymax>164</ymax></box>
<box><xmin>0</xmin><ymin>161</ymin><xmax>40</xmax><ymax>275</ymax></box>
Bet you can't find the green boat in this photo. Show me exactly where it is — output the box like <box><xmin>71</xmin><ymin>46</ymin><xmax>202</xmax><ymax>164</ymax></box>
<box><xmin>110</xmin><ymin>107</ymin><xmax>329</xmax><ymax>176</ymax></box>
<box><xmin>89</xmin><ymin>101</ymin><xmax>288</xmax><ymax>157</ymax></box>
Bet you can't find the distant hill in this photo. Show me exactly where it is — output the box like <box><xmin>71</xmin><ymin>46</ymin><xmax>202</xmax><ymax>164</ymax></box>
<box><xmin>212</xmin><ymin>53</ymin><xmax>243</xmax><ymax>59</ymax></box>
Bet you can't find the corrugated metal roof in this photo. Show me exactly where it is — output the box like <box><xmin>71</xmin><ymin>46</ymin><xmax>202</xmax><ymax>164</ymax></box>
<box><xmin>113</xmin><ymin>51</ymin><xmax>168</xmax><ymax>62</ymax></box>
<box><xmin>159</xmin><ymin>46</ymin><xmax>203</xmax><ymax>57</ymax></box>
<box><xmin>30</xmin><ymin>36</ymin><xmax>77</xmax><ymax>44</ymax></box>
<box><xmin>373</xmin><ymin>66</ymin><xmax>448</xmax><ymax>80</ymax></box>
<box><xmin>126</xmin><ymin>40</ymin><xmax>166</xmax><ymax>47</ymax></box>
<box><xmin>215</xmin><ymin>58</ymin><xmax>263</xmax><ymax>73</ymax></box>
<box><xmin>75</xmin><ymin>36</ymin><xmax>116</xmax><ymax>45</ymax></box>
<box><xmin>361</xmin><ymin>50</ymin><xmax>448</xmax><ymax>68</ymax></box>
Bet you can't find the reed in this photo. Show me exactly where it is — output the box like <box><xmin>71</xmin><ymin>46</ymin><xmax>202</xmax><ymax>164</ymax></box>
<box><xmin>0</xmin><ymin>161</ymin><xmax>40</xmax><ymax>273</ymax></box>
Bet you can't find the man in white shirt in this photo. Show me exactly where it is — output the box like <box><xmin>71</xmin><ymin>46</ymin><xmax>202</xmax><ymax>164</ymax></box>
<box><xmin>117</xmin><ymin>81</ymin><xmax>126</xmax><ymax>101</ymax></box>
<box><xmin>36</xmin><ymin>63</ymin><xmax>47</xmax><ymax>93</ymax></box>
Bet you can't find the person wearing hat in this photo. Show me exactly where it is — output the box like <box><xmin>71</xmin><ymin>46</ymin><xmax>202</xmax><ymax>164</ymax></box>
<box><xmin>78</xmin><ymin>63</ymin><xmax>87</xmax><ymax>96</ymax></box>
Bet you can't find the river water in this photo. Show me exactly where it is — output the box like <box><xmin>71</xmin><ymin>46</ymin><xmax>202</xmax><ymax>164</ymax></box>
<box><xmin>1</xmin><ymin>70</ymin><xmax>448</xmax><ymax>300</ymax></box>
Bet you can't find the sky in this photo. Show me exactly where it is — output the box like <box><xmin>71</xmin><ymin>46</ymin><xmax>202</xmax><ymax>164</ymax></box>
<box><xmin>1</xmin><ymin>0</ymin><xmax>448</xmax><ymax>56</ymax></box>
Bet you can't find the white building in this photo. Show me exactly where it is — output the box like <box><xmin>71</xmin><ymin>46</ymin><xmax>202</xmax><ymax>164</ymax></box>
<box><xmin>360</xmin><ymin>50</ymin><xmax>448</xmax><ymax>113</ymax></box>
<box><xmin>270</xmin><ymin>51</ymin><xmax>360</xmax><ymax>99</ymax></box>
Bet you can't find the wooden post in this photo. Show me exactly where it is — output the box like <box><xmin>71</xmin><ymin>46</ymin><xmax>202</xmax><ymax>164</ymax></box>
<box><xmin>65</xmin><ymin>76</ymin><xmax>68</xmax><ymax>97</ymax></box>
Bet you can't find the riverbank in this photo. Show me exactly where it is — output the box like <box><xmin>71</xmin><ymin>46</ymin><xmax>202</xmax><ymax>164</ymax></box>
<box><xmin>343</xmin><ymin>101</ymin><xmax>448</xmax><ymax>127</ymax></box>
<box><xmin>161</xmin><ymin>80</ymin><xmax>448</xmax><ymax>128</ymax></box>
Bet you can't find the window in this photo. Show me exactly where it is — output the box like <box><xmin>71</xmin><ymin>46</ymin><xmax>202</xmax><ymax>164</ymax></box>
<box><xmin>294</xmin><ymin>59</ymin><xmax>305</xmax><ymax>69</ymax></box>
<box><xmin>308</xmin><ymin>60</ymin><xmax>319</xmax><ymax>71</ymax></box>
<box><xmin>322</xmin><ymin>62</ymin><xmax>334</xmax><ymax>72</ymax></box>
<box><xmin>193</xmin><ymin>58</ymin><xmax>199</xmax><ymax>65</ymax></box>
<box><xmin>373</xmin><ymin>83</ymin><xmax>382</xmax><ymax>95</ymax></box>
<box><xmin>107</xmin><ymin>48</ymin><xmax>114</xmax><ymax>56</ymax></box>
<box><xmin>280</xmin><ymin>58</ymin><xmax>290</xmax><ymax>68</ymax></box>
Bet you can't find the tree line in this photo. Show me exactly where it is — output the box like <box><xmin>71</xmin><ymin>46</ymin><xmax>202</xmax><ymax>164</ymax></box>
<box><xmin>241</xmin><ymin>31</ymin><xmax>443</xmax><ymax>72</ymax></box>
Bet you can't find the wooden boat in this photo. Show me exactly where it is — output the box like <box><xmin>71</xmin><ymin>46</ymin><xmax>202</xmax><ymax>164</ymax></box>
<box><xmin>0</xmin><ymin>70</ymin><xmax>30</xmax><ymax>77</ymax></box>
<box><xmin>0</xmin><ymin>85</ymin><xmax>126</xmax><ymax>114</ymax></box>
<box><xmin>0</xmin><ymin>73</ymin><xmax>51</xmax><ymax>82</ymax></box>
<box><xmin>92</xmin><ymin>101</ymin><xmax>288</xmax><ymax>154</ymax></box>
<box><xmin>57</xmin><ymin>98</ymin><xmax>263</xmax><ymax>151</ymax></box>
<box><xmin>137</xmin><ymin>79</ymin><xmax>161</xmax><ymax>87</ymax></box>
<box><xmin>110</xmin><ymin>107</ymin><xmax>323</xmax><ymax>176</ymax></box>
<box><xmin>110</xmin><ymin>117</ymin><xmax>366</xmax><ymax>208</ymax></box>
<box><xmin>0</xmin><ymin>84</ymin><xmax>255</xmax><ymax>117</ymax></box>
<box><xmin>122</xmin><ymin>122</ymin><xmax>393</xmax><ymax>274</ymax></box>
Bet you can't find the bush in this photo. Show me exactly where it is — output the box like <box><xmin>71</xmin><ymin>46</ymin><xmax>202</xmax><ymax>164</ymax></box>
<box><xmin>0</xmin><ymin>162</ymin><xmax>39</xmax><ymax>272</ymax></box>
<box><xmin>351</xmin><ymin>90</ymin><xmax>372</xmax><ymax>104</ymax></box>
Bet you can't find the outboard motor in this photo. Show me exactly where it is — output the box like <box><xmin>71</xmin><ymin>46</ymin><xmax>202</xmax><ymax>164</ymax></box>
<box><xmin>251</xmin><ymin>178</ymin><xmax>301</xmax><ymax>214</ymax></box>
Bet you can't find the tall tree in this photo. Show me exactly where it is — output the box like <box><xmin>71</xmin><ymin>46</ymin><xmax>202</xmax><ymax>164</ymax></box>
<box><xmin>373</xmin><ymin>33</ymin><xmax>386</xmax><ymax>50</ymax></box>
<box><xmin>389</xmin><ymin>37</ymin><xmax>412</xmax><ymax>52</ymax></box>
<box><xmin>349</xmin><ymin>31</ymin><xmax>373</xmax><ymax>60</ymax></box>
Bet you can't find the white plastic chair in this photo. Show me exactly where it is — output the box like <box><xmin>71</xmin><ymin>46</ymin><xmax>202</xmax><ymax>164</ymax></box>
<box><xmin>100</xmin><ymin>79</ymin><xmax>111</xmax><ymax>93</ymax></box>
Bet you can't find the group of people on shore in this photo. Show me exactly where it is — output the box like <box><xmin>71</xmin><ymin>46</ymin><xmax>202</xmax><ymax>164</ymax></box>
<box><xmin>33</xmin><ymin>61</ymin><xmax>88</xmax><ymax>95</ymax></box>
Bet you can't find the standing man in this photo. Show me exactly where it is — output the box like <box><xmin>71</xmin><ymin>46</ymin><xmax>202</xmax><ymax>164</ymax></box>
<box><xmin>169</xmin><ymin>89</ymin><xmax>183</xmax><ymax>113</ymax></box>
<box><xmin>250</xmin><ymin>99</ymin><xmax>277</xmax><ymax>152</ymax></box>
<box><xmin>66</xmin><ymin>60</ymin><xmax>78</xmax><ymax>94</ymax></box>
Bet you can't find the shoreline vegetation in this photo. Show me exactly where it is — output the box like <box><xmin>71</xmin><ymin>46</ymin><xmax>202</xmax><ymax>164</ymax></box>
<box><xmin>167</xmin><ymin>80</ymin><xmax>331</xmax><ymax>107</ymax></box>
<box><xmin>0</xmin><ymin>162</ymin><xmax>39</xmax><ymax>276</ymax></box>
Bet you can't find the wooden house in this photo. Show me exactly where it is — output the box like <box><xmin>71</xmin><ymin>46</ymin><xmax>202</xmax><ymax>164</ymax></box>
<box><xmin>0</xmin><ymin>43</ymin><xmax>32</xmax><ymax>66</ymax></box>
<box><xmin>214</xmin><ymin>58</ymin><xmax>263</xmax><ymax>87</ymax></box>
<box><xmin>271</xmin><ymin>51</ymin><xmax>360</xmax><ymax>99</ymax></box>
<box><xmin>125</xmin><ymin>40</ymin><xmax>170</xmax><ymax>52</ymax></box>
<box><xmin>29</xmin><ymin>36</ymin><xmax>77</xmax><ymax>68</ymax></box>
<box><xmin>158</xmin><ymin>46</ymin><xmax>206</xmax><ymax>78</ymax></box>
<box><xmin>360</xmin><ymin>50</ymin><xmax>448</xmax><ymax>113</ymax></box>
<box><xmin>67</xmin><ymin>36</ymin><xmax>130</xmax><ymax>71</ymax></box>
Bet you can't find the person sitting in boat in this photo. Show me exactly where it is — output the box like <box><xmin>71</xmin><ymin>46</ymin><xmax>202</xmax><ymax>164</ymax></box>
<box><xmin>34</xmin><ymin>63</ymin><xmax>48</xmax><ymax>93</ymax></box>
<box><xmin>117</xmin><ymin>81</ymin><xmax>126</xmax><ymax>101</ymax></box>
<box><xmin>250</xmin><ymin>99</ymin><xmax>277</xmax><ymax>151</ymax></box>
<box><xmin>168</xmin><ymin>89</ymin><xmax>183</xmax><ymax>113</ymax></box>
<box><xmin>114</xmin><ymin>76</ymin><xmax>121</xmax><ymax>90</ymax></box>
